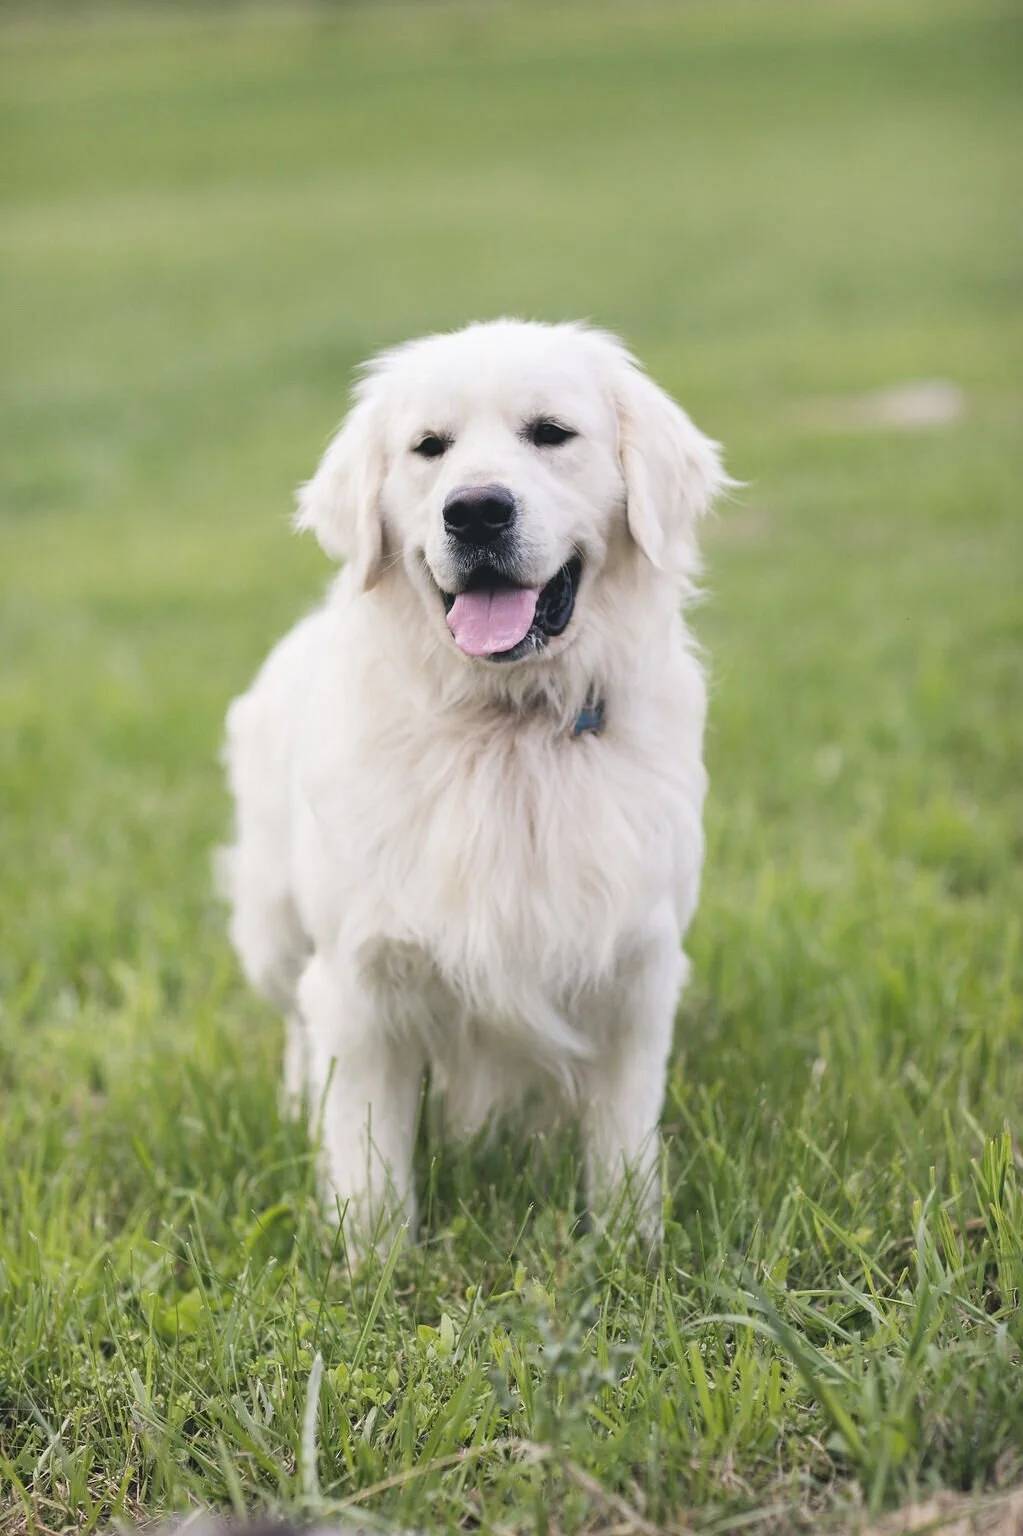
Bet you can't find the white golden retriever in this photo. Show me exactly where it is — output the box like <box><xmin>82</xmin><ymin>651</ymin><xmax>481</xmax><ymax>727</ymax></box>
<box><xmin>220</xmin><ymin>319</ymin><xmax>727</xmax><ymax>1251</ymax></box>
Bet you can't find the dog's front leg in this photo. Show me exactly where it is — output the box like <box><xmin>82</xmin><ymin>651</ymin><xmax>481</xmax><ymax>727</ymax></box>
<box><xmin>582</xmin><ymin>923</ymin><xmax>686</xmax><ymax>1244</ymax></box>
<box><xmin>297</xmin><ymin>954</ymin><xmax>423</xmax><ymax>1257</ymax></box>
<box><xmin>281</xmin><ymin>1011</ymin><xmax>308</xmax><ymax>1119</ymax></box>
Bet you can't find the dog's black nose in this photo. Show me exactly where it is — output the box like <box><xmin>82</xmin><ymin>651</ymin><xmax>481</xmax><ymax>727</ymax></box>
<box><xmin>443</xmin><ymin>485</ymin><xmax>516</xmax><ymax>545</ymax></box>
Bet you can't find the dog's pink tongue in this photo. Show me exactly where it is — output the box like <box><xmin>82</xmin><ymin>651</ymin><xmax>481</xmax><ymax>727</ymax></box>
<box><xmin>446</xmin><ymin>586</ymin><xmax>539</xmax><ymax>657</ymax></box>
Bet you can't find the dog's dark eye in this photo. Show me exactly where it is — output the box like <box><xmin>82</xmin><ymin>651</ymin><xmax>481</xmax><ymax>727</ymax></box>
<box><xmin>413</xmin><ymin>433</ymin><xmax>450</xmax><ymax>459</ymax></box>
<box><xmin>528</xmin><ymin>419</ymin><xmax>577</xmax><ymax>448</ymax></box>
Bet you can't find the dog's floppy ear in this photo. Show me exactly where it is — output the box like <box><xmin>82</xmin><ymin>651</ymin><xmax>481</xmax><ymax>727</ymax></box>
<box><xmin>615</xmin><ymin>357</ymin><xmax>727</xmax><ymax>580</ymax></box>
<box><xmin>294</xmin><ymin>392</ymin><xmax>385</xmax><ymax>591</ymax></box>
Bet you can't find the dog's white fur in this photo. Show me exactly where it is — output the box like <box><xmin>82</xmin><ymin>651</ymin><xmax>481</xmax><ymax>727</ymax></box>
<box><xmin>220</xmin><ymin>319</ymin><xmax>726</xmax><ymax>1249</ymax></box>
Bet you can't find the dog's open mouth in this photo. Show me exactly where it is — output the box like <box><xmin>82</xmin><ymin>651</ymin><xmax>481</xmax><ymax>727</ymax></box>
<box><xmin>442</xmin><ymin>557</ymin><xmax>582</xmax><ymax>661</ymax></box>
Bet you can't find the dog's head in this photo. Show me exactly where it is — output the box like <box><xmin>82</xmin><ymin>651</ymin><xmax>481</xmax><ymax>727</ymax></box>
<box><xmin>297</xmin><ymin>320</ymin><xmax>726</xmax><ymax>666</ymax></box>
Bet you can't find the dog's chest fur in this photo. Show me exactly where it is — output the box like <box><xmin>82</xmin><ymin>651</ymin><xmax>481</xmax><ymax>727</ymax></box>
<box><xmin>296</xmin><ymin>653</ymin><xmax>704</xmax><ymax>1050</ymax></box>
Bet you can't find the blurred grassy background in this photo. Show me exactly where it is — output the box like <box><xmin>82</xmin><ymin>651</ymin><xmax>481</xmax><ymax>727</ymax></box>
<box><xmin>1</xmin><ymin>0</ymin><xmax>1019</xmax><ymax>1011</ymax></box>
<box><xmin>1</xmin><ymin>2</ymin><xmax>1021</xmax><ymax>1530</ymax></box>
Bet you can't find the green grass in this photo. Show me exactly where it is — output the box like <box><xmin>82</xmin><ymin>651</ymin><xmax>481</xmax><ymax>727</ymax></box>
<box><xmin>1</xmin><ymin>2</ymin><xmax>1021</xmax><ymax>1531</ymax></box>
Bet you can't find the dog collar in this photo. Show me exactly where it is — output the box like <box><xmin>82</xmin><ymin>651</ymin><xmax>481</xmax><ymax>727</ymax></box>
<box><xmin>572</xmin><ymin>697</ymin><xmax>606</xmax><ymax>738</ymax></box>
